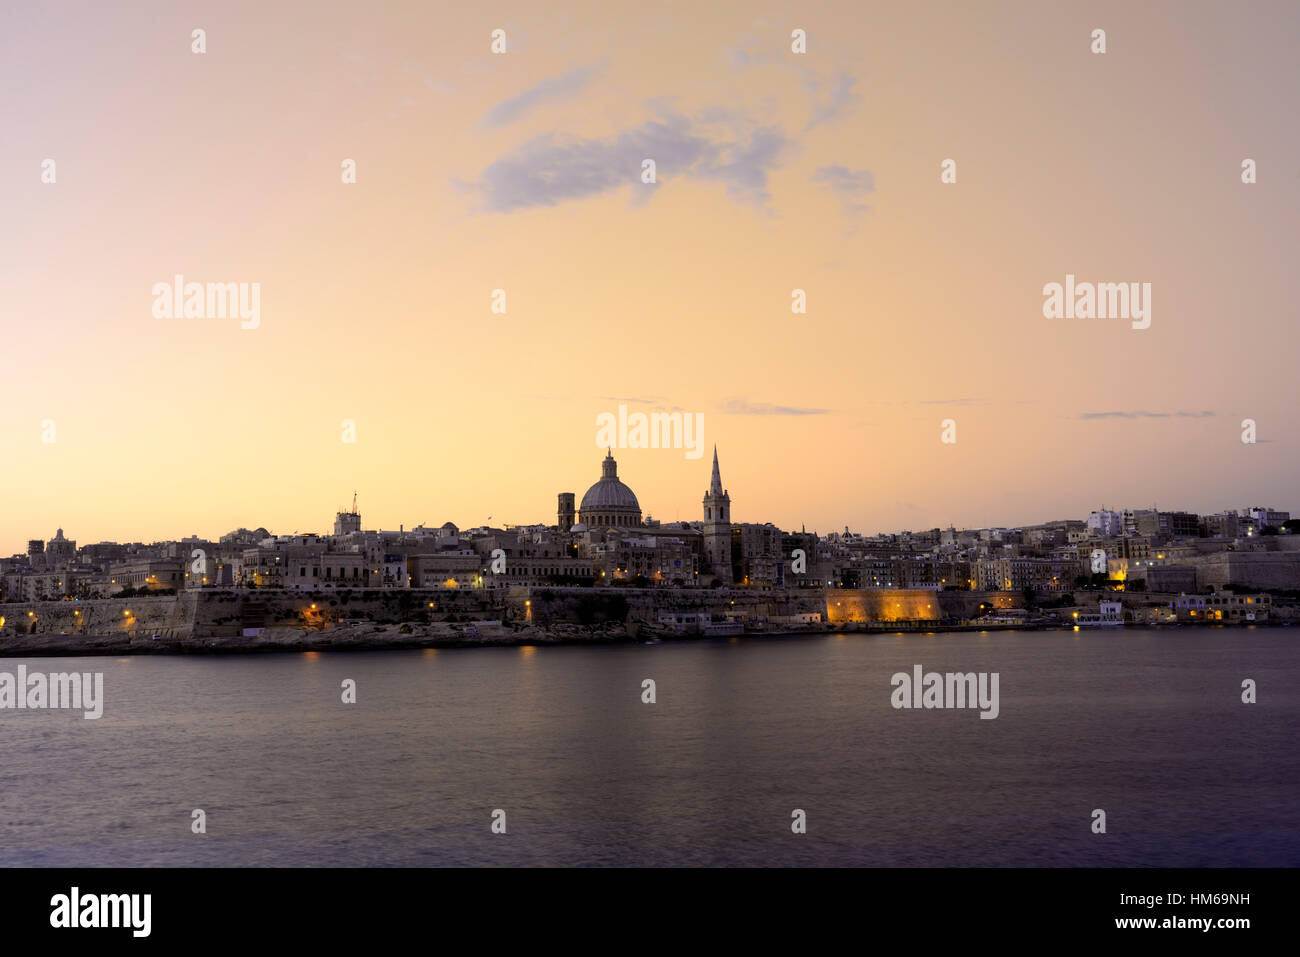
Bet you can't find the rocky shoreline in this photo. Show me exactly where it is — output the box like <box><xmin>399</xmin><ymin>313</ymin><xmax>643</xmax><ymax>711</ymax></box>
<box><xmin>0</xmin><ymin>617</ymin><xmax>1287</xmax><ymax>658</ymax></box>
<box><xmin>0</xmin><ymin>620</ymin><xmax>636</xmax><ymax>657</ymax></box>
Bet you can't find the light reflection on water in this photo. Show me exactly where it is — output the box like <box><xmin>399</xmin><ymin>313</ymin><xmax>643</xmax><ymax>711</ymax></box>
<box><xmin>0</xmin><ymin>628</ymin><xmax>1296</xmax><ymax>867</ymax></box>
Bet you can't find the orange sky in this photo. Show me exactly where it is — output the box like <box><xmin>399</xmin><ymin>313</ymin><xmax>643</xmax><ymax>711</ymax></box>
<box><xmin>3</xmin><ymin>0</ymin><xmax>1297</xmax><ymax>554</ymax></box>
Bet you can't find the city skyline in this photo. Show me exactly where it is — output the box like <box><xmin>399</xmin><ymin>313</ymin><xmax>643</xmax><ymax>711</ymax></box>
<box><xmin>5</xmin><ymin>442</ymin><xmax>1295</xmax><ymax>555</ymax></box>
<box><xmin>5</xmin><ymin>1</ymin><xmax>1298</xmax><ymax>558</ymax></box>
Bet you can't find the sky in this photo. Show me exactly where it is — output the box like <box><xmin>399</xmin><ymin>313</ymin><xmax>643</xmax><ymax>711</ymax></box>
<box><xmin>2</xmin><ymin>0</ymin><xmax>1297</xmax><ymax>555</ymax></box>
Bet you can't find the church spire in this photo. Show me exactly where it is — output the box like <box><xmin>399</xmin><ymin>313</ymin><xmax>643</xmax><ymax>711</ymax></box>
<box><xmin>709</xmin><ymin>445</ymin><xmax>724</xmax><ymax>496</ymax></box>
<box><xmin>702</xmin><ymin>444</ymin><xmax>732</xmax><ymax>583</ymax></box>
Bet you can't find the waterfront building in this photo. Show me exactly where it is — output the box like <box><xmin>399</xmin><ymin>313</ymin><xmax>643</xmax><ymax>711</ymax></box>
<box><xmin>319</xmin><ymin>552</ymin><xmax>368</xmax><ymax>586</ymax></box>
<box><xmin>236</xmin><ymin>548</ymin><xmax>288</xmax><ymax>588</ymax></box>
<box><xmin>732</xmin><ymin>523</ymin><xmax>783</xmax><ymax>587</ymax></box>
<box><xmin>407</xmin><ymin>553</ymin><xmax>486</xmax><ymax>589</ymax></box>
<box><xmin>1170</xmin><ymin>591</ymin><xmax>1270</xmax><ymax>622</ymax></box>
<box><xmin>468</xmin><ymin>532</ymin><xmax>594</xmax><ymax>587</ymax></box>
<box><xmin>972</xmin><ymin>557</ymin><xmax>1074</xmax><ymax>593</ymax></box>
<box><xmin>109</xmin><ymin>559</ymin><xmax>185</xmax><ymax>593</ymax></box>
<box><xmin>589</xmin><ymin>531</ymin><xmax>697</xmax><ymax>584</ymax></box>
<box><xmin>287</xmin><ymin>555</ymin><xmax>323</xmax><ymax>589</ymax></box>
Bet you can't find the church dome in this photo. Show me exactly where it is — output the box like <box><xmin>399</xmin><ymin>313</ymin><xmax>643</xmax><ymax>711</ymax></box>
<box><xmin>578</xmin><ymin>452</ymin><xmax>642</xmax><ymax>527</ymax></box>
<box><xmin>580</xmin><ymin>478</ymin><xmax>640</xmax><ymax>511</ymax></box>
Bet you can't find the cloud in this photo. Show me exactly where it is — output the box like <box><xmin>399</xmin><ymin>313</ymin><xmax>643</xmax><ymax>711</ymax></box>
<box><xmin>724</xmin><ymin>25</ymin><xmax>859</xmax><ymax>129</ymax></box>
<box><xmin>696</xmin><ymin>125</ymin><xmax>789</xmax><ymax>203</ymax></box>
<box><xmin>598</xmin><ymin>395</ymin><xmax>668</xmax><ymax>406</ymax></box>
<box><xmin>720</xmin><ymin>399</ymin><xmax>831</xmax><ymax>416</ymax></box>
<box><xmin>481</xmin><ymin>62</ymin><xmax>605</xmax><ymax>128</ymax></box>
<box><xmin>805</xmin><ymin>72</ymin><xmax>859</xmax><ymax>130</ymax></box>
<box><xmin>812</xmin><ymin>164</ymin><xmax>874</xmax><ymax>216</ymax></box>
<box><xmin>725</xmin><ymin>35</ymin><xmax>782</xmax><ymax>71</ymax></box>
<box><xmin>474</xmin><ymin>113</ymin><xmax>788</xmax><ymax>212</ymax></box>
<box><xmin>1080</xmin><ymin>410</ymin><xmax>1216</xmax><ymax>420</ymax></box>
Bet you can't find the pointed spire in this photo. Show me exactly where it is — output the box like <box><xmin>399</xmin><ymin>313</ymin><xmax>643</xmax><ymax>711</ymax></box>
<box><xmin>709</xmin><ymin>445</ymin><xmax>724</xmax><ymax>496</ymax></box>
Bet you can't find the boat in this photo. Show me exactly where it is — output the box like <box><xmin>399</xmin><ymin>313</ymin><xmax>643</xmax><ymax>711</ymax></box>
<box><xmin>1073</xmin><ymin>600</ymin><xmax>1124</xmax><ymax>628</ymax></box>
<box><xmin>1074</xmin><ymin>613</ymin><xmax>1123</xmax><ymax>628</ymax></box>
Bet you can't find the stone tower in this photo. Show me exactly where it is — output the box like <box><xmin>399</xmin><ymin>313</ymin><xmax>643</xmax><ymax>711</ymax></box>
<box><xmin>334</xmin><ymin>492</ymin><xmax>362</xmax><ymax>537</ymax></box>
<box><xmin>557</xmin><ymin>492</ymin><xmax>575</xmax><ymax>532</ymax></box>
<box><xmin>702</xmin><ymin>446</ymin><xmax>732</xmax><ymax>584</ymax></box>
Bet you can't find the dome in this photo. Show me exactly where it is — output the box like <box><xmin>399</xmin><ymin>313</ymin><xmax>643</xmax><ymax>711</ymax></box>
<box><xmin>578</xmin><ymin>452</ymin><xmax>643</xmax><ymax>527</ymax></box>
<box><xmin>581</xmin><ymin>478</ymin><xmax>640</xmax><ymax>511</ymax></box>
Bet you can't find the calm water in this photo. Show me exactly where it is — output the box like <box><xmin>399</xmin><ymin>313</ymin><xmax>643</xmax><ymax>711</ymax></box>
<box><xmin>1</xmin><ymin>628</ymin><xmax>1296</xmax><ymax>867</ymax></box>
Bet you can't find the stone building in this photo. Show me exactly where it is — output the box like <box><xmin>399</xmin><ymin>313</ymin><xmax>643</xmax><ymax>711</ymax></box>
<box><xmin>576</xmin><ymin>452</ymin><xmax>642</xmax><ymax>529</ymax></box>
<box><xmin>557</xmin><ymin>492</ymin><xmax>576</xmax><ymax>532</ymax></box>
<box><xmin>702</xmin><ymin>447</ymin><xmax>732</xmax><ymax>584</ymax></box>
<box><xmin>45</xmin><ymin>528</ymin><xmax>76</xmax><ymax>565</ymax></box>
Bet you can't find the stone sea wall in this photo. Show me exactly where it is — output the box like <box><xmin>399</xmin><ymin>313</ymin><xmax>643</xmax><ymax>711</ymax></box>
<box><xmin>0</xmin><ymin>588</ymin><xmax>498</xmax><ymax>639</ymax></box>
<box><xmin>0</xmin><ymin>585</ymin><xmax>1024</xmax><ymax>644</ymax></box>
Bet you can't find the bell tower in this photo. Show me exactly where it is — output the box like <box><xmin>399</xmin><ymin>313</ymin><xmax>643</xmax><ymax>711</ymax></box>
<box><xmin>702</xmin><ymin>446</ymin><xmax>732</xmax><ymax>584</ymax></box>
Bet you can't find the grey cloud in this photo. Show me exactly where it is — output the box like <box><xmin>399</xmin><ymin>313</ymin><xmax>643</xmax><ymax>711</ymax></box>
<box><xmin>725</xmin><ymin>27</ymin><xmax>859</xmax><ymax>128</ymax></box>
<box><xmin>696</xmin><ymin>126</ymin><xmax>789</xmax><ymax>203</ymax></box>
<box><xmin>481</xmin><ymin>62</ymin><xmax>605</xmax><ymax>128</ymax></box>
<box><xmin>1080</xmin><ymin>410</ymin><xmax>1216</xmax><ymax>420</ymax></box>
<box><xmin>806</xmin><ymin>72</ymin><xmax>859</xmax><ymax>130</ymax></box>
<box><xmin>598</xmin><ymin>395</ymin><xmax>667</xmax><ymax>405</ymax></box>
<box><xmin>475</xmin><ymin>114</ymin><xmax>787</xmax><ymax>212</ymax></box>
<box><xmin>813</xmin><ymin>164</ymin><xmax>875</xmax><ymax>216</ymax></box>
<box><xmin>720</xmin><ymin>399</ymin><xmax>831</xmax><ymax>416</ymax></box>
<box><xmin>725</xmin><ymin>37</ymin><xmax>781</xmax><ymax>70</ymax></box>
